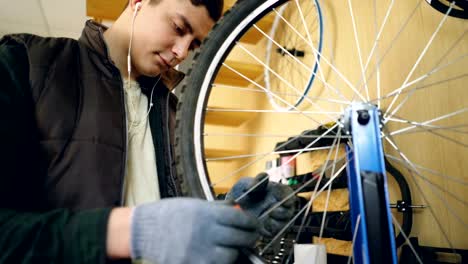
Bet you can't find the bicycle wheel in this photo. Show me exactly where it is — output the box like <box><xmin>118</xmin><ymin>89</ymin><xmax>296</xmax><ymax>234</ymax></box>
<box><xmin>175</xmin><ymin>0</ymin><xmax>468</xmax><ymax>262</ymax></box>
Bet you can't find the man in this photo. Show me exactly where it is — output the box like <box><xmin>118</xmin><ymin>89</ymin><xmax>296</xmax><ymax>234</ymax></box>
<box><xmin>0</xmin><ymin>0</ymin><xmax>295</xmax><ymax>263</ymax></box>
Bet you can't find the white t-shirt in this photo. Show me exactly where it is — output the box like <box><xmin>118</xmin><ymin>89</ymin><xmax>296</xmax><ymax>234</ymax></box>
<box><xmin>122</xmin><ymin>79</ymin><xmax>160</xmax><ymax>207</ymax></box>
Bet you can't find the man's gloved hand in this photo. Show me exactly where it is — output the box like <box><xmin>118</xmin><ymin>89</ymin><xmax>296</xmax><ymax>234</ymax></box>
<box><xmin>226</xmin><ymin>173</ymin><xmax>296</xmax><ymax>238</ymax></box>
<box><xmin>130</xmin><ymin>198</ymin><xmax>260</xmax><ymax>264</ymax></box>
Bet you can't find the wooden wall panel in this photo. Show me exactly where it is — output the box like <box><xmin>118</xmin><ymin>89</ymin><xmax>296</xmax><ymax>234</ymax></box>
<box><xmin>86</xmin><ymin>0</ymin><xmax>127</xmax><ymax>21</ymax></box>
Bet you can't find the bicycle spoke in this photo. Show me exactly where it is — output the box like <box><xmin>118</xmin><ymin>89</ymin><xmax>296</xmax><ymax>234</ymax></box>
<box><xmin>384</xmin><ymin>133</ymin><xmax>456</xmax><ymax>250</ymax></box>
<box><xmin>294</xmin><ymin>0</ymin><xmax>315</xmax><ymax>54</ymax></box>
<box><xmin>204</xmin><ymin>132</ymin><xmax>350</xmax><ymax>139</ymax></box>
<box><xmin>234</xmin><ymin>170</ymin><xmax>273</xmax><ymax>204</ymax></box>
<box><xmin>347</xmin><ymin>0</ymin><xmax>370</xmax><ymax>101</ymax></box>
<box><xmin>384</xmin><ymin>88</ymin><xmax>415</xmax><ymax>125</ymax></box>
<box><xmin>318</xmin><ymin>181</ymin><xmax>333</xmax><ymax>240</ymax></box>
<box><xmin>372</xmin><ymin>0</ymin><xmax>390</xmax><ymax>110</ymax></box>
<box><xmin>389</xmin><ymin>125</ymin><xmax>468</xmax><ymax>136</ymax></box>
<box><xmin>206</xmin><ymin>146</ymin><xmax>336</xmax><ymax>162</ymax></box>
<box><xmin>386</xmin><ymin>154</ymin><xmax>468</xmax><ymax>185</ymax></box>
<box><xmin>385</xmin><ymin>2</ymin><xmax>456</xmax><ymax>117</ymax></box>
<box><xmin>213</xmin><ymin>84</ymin><xmax>351</xmax><ymax>105</ymax></box>
<box><xmin>207</xmin><ymin>108</ymin><xmax>341</xmax><ymax>115</ymax></box>
<box><xmin>391</xmin><ymin>214</ymin><xmax>424</xmax><ymax>264</ymax></box>
<box><xmin>347</xmin><ymin>215</ymin><xmax>361</xmax><ymax>264</ymax></box>
<box><xmin>281</xmin><ymin>53</ymin><xmax>317</xmax><ymax>88</ymax></box>
<box><xmin>387</xmin><ymin>116</ymin><xmax>468</xmax><ymax>134</ymax></box>
<box><xmin>387</xmin><ymin>108</ymin><xmax>468</xmax><ymax>136</ymax></box>
<box><xmin>319</xmin><ymin>130</ymin><xmax>343</xmax><ymax>240</ymax></box>
<box><xmin>371</xmin><ymin>73</ymin><xmax>468</xmax><ymax>103</ymax></box>
<box><xmin>389</xmin><ymin>128</ymin><xmax>468</xmax><ymax>148</ymax></box>
<box><xmin>421</xmin><ymin>130</ymin><xmax>467</xmax><ymax>147</ymax></box>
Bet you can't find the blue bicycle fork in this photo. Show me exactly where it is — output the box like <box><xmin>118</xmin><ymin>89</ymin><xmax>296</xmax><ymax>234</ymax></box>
<box><xmin>344</xmin><ymin>103</ymin><xmax>398</xmax><ymax>264</ymax></box>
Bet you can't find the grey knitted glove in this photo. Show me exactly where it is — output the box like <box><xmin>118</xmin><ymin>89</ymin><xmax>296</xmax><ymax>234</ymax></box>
<box><xmin>130</xmin><ymin>198</ymin><xmax>260</xmax><ymax>264</ymax></box>
<box><xmin>226</xmin><ymin>174</ymin><xmax>296</xmax><ymax>237</ymax></box>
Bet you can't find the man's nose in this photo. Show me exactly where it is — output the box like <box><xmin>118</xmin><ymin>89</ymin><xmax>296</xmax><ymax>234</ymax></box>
<box><xmin>172</xmin><ymin>37</ymin><xmax>191</xmax><ymax>62</ymax></box>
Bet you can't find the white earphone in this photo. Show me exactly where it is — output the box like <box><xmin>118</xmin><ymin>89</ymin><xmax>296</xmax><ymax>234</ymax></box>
<box><xmin>126</xmin><ymin>0</ymin><xmax>161</xmax><ymax>135</ymax></box>
<box><xmin>128</xmin><ymin>1</ymin><xmax>142</xmax><ymax>75</ymax></box>
<box><xmin>135</xmin><ymin>2</ymin><xmax>142</xmax><ymax>11</ymax></box>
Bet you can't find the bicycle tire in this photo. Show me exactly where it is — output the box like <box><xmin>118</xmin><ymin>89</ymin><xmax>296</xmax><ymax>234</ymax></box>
<box><xmin>175</xmin><ymin>0</ymin><xmax>289</xmax><ymax>199</ymax></box>
<box><xmin>424</xmin><ymin>0</ymin><xmax>468</xmax><ymax>19</ymax></box>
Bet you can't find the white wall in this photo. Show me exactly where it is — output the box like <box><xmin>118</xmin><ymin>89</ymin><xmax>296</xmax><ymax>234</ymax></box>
<box><xmin>0</xmin><ymin>0</ymin><xmax>89</xmax><ymax>39</ymax></box>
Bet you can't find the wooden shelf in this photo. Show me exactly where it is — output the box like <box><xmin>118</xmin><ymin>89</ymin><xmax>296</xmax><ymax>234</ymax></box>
<box><xmin>239</xmin><ymin>14</ymin><xmax>275</xmax><ymax>44</ymax></box>
<box><xmin>204</xmin><ymin>148</ymin><xmax>243</xmax><ymax>159</ymax></box>
<box><xmin>215</xmin><ymin>60</ymin><xmax>263</xmax><ymax>87</ymax></box>
<box><xmin>205</xmin><ymin>106</ymin><xmax>256</xmax><ymax>126</ymax></box>
<box><xmin>86</xmin><ymin>0</ymin><xmax>127</xmax><ymax>21</ymax></box>
<box><xmin>213</xmin><ymin>185</ymin><xmax>230</xmax><ymax>194</ymax></box>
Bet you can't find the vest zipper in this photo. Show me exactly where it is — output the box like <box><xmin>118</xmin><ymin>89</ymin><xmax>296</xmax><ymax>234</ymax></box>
<box><xmin>119</xmin><ymin>75</ymin><xmax>129</xmax><ymax>206</ymax></box>
<box><xmin>165</xmin><ymin>92</ymin><xmax>179</xmax><ymax>196</ymax></box>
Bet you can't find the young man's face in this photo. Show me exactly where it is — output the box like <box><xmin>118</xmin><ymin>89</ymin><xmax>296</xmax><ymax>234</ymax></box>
<box><xmin>130</xmin><ymin>0</ymin><xmax>215</xmax><ymax>77</ymax></box>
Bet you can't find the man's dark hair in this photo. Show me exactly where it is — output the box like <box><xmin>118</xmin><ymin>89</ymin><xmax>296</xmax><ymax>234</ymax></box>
<box><xmin>149</xmin><ymin>0</ymin><xmax>224</xmax><ymax>21</ymax></box>
<box><xmin>189</xmin><ymin>0</ymin><xmax>224</xmax><ymax>21</ymax></box>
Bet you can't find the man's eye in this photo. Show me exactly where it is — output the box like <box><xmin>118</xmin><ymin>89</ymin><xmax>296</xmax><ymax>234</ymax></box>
<box><xmin>189</xmin><ymin>44</ymin><xmax>200</xmax><ymax>51</ymax></box>
<box><xmin>173</xmin><ymin>23</ymin><xmax>184</xmax><ymax>35</ymax></box>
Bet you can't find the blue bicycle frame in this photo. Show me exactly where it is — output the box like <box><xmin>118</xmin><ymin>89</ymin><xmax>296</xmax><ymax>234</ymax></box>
<box><xmin>345</xmin><ymin>103</ymin><xmax>398</xmax><ymax>264</ymax></box>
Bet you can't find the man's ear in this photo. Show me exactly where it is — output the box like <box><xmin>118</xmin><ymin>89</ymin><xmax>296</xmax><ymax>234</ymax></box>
<box><xmin>135</xmin><ymin>1</ymin><xmax>142</xmax><ymax>11</ymax></box>
<box><xmin>126</xmin><ymin>0</ymin><xmax>143</xmax><ymax>13</ymax></box>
